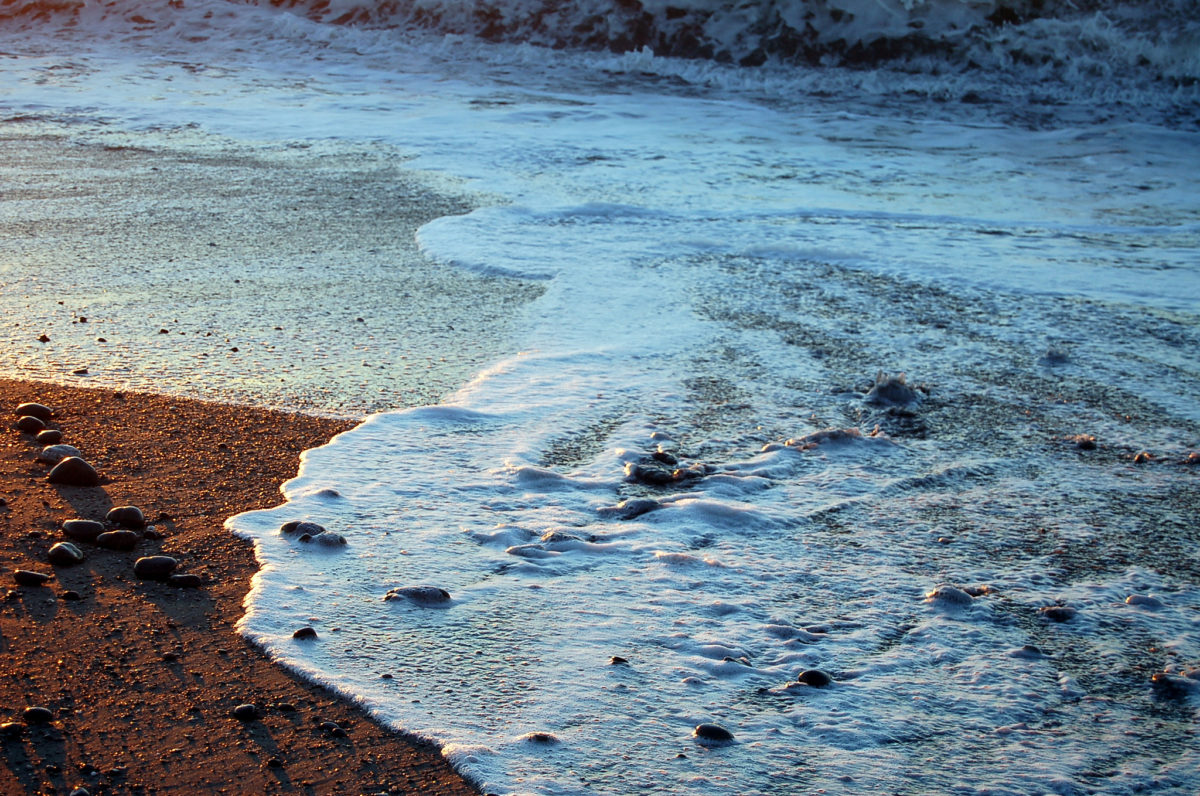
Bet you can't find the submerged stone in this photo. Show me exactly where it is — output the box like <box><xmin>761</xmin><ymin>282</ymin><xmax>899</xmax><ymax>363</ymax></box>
<box><xmin>865</xmin><ymin>371</ymin><xmax>922</xmax><ymax>407</ymax></box>
<box><xmin>692</xmin><ymin>723</ymin><xmax>734</xmax><ymax>742</ymax></box>
<box><xmin>796</xmin><ymin>669</ymin><xmax>834</xmax><ymax>688</ymax></box>
<box><xmin>925</xmin><ymin>584</ymin><xmax>974</xmax><ymax>605</ymax></box>
<box><xmin>1039</xmin><ymin>605</ymin><xmax>1077</xmax><ymax>622</ymax></box>
<box><xmin>384</xmin><ymin>585</ymin><xmax>451</xmax><ymax>605</ymax></box>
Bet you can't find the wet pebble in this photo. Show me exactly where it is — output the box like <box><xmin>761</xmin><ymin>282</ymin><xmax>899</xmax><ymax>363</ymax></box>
<box><xmin>599</xmin><ymin>497</ymin><xmax>660</xmax><ymax>520</ymax></box>
<box><xmin>865</xmin><ymin>371</ymin><xmax>922</xmax><ymax>407</ymax></box>
<box><xmin>1150</xmin><ymin>672</ymin><xmax>1198</xmax><ymax>699</ymax></box>
<box><xmin>313</xmin><ymin>531</ymin><xmax>347</xmax><ymax>547</ymax></box>
<box><xmin>16</xmin><ymin>415</ymin><xmax>45</xmax><ymax>434</ymax></box>
<box><xmin>47</xmin><ymin>456</ymin><xmax>101</xmax><ymax>487</ymax></box>
<box><xmin>47</xmin><ymin>542</ymin><xmax>85</xmax><ymax>566</ymax></box>
<box><xmin>609</xmin><ymin>656</ymin><xmax>629</xmax><ymax>666</ymax></box>
<box><xmin>62</xmin><ymin>519</ymin><xmax>105</xmax><ymax>543</ymax></box>
<box><xmin>280</xmin><ymin>520</ymin><xmax>326</xmax><ymax>535</ymax></box>
<box><xmin>15</xmin><ymin>403</ymin><xmax>53</xmax><ymax>422</ymax></box>
<box><xmin>95</xmin><ymin>530</ymin><xmax>139</xmax><ymax>551</ymax></box>
<box><xmin>1010</xmin><ymin>644</ymin><xmax>1047</xmax><ymax>659</ymax></box>
<box><xmin>168</xmin><ymin>573</ymin><xmax>202</xmax><ymax>588</ymax></box>
<box><xmin>35</xmin><ymin>429</ymin><xmax>63</xmax><ymax>445</ymax></box>
<box><xmin>38</xmin><ymin>444</ymin><xmax>82</xmax><ymax>465</ymax></box>
<box><xmin>23</xmin><ymin>706</ymin><xmax>53</xmax><ymax>725</ymax></box>
<box><xmin>1125</xmin><ymin>594</ymin><xmax>1165</xmax><ymax>609</ymax></box>
<box><xmin>1040</xmin><ymin>605</ymin><xmax>1077</xmax><ymax>622</ymax></box>
<box><xmin>319</xmin><ymin>720</ymin><xmax>347</xmax><ymax>737</ymax></box>
<box><xmin>925</xmin><ymin>584</ymin><xmax>974</xmax><ymax>605</ymax></box>
<box><xmin>1133</xmin><ymin>451</ymin><xmax>1153</xmax><ymax>464</ymax></box>
<box><xmin>106</xmin><ymin>505</ymin><xmax>146</xmax><ymax>528</ymax></box>
<box><xmin>13</xmin><ymin>569</ymin><xmax>52</xmax><ymax>587</ymax></box>
<box><xmin>232</xmin><ymin>704</ymin><xmax>260</xmax><ymax>722</ymax></box>
<box><xmin>692</xmin><ymin>723</ymin><xmax>734</xmax><ymax>743</ymax></box>
<box><xmin>133</xmin><ymin>555</ymin><xmax>178</xmax><ymax>580</ymax></box>
<box><xmin>796</xmin><ymin>669</ymin><xmax>834</xmax><ymax>688</ymax></box>
<box><xmin>384</xmin><ymin>585</ymin><xmax>451</xmax><ymax>604</ymax></box>
<box><xmin>293</xmin><ymin>627</ymin><xmax>318</xmax><ymax>640</ymax></box>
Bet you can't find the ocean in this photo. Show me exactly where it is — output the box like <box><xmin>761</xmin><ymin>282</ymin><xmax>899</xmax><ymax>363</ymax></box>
<box><xmin>2</xmin><ymin>0</ymin><xmax>1199</xmax><ymax>793</ymax></box>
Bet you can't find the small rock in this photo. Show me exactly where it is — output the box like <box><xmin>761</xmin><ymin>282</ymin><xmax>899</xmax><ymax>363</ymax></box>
<box><xmin>1151</xmin><ymin>672</ymin><xmax>1197</xmax><ymax>699</ymax></box>
<box><xmin>609</xmin><ymin>656</ymin><xmax>629</xmax><ymax>665</ymax></box>
<box><xmin>35</xmin><ymin>429</ymin><xmax>63</xmax><ymax>445</ymax></box>
<box><xmin>384</xmin><ymin>585</ymin><xmax>451</xmax><ymax>604</ymax></box>
<box><xmin>38</xmin><ymin>444</ymin><xmax>82</xmax><ymax>465</ymax></box>
<box><xmin>1125</xmin><ymin>594</ymin><xmax>1165</xmax><ymax>609</ymax></box>
<box><xmin>232</xmin><ymin>704</ymin><xmax>260</xmax><ymax>722</ymax></box>
<box><xmin>0</xmin><ymin>722</ymin><xmax>24</xmax><ymax>739</ymax></box>
<box><xmin>23</xmin><ymin>706</ymin><xmax>53</xmax><ymax>725</ymax></box>
<box><xmin>47</xmin><ymin>542</ymin><xmax>85</xmax><ymax>566</ymax></box>
<box><xmin>313</xmin><ymin>531</ymin><xmax>347</xmax><ymax>547</ymax></box>
<box><xmin>280</xmin><ymin>520</ymin><xmax>326</xmax><ymax>535</ymax></box>
<box><xmin>60</xmin><ymin>590</ymin><xmax>82</xmax><ymax>601</ymax></box>
<box><xmin>1071</xmin><ymin>434</ymin><xmax>1097</xmax><ymax>450</ymax></box>
<box><xmin>95</xmin><ymin>530</ymin><xmax>139</xmax><ymax>551</ymax></box>
<box><xmin>692</xmin><ymin>723</ymin><xmax>734</xmax><ymax>742</ymax></box>
<box><xmin>133</xmin><ymin>555</ymin><xmax>178</xmax><ymax>580</ymax></box>
<box><xmin>865</xmin><ymin>371</ymin><xmax>921</xmax><ymax>407</ymax></box>
<box><xmin>168</xmin><ymin>573</ymin><xmax>202</xmax><ymax>588</ymax></box>
<box><xmin>796</xmin><ymin>669</ymin><xmax>834</xmax><ymax>688</ymax></box>
<box><xmin>62</xmin><ymin>519</ymin><xmax>106</xmax><ymax>543</ymax></box>
<box><xmin>13</xmin><ymin>570</ymin><xmax>52</xmax><ymax>587</ymax></box>
<box><xmin>47</xmin><ymin>456</ymin><xmax>101</xmax><ymax>487</ymax></box>
<box><xmin>598</xmin><ymin>498</ymin><xmax>659</xmax><ymax>520</ymax></box>
<box><xmin>162</xmin><ymin>652</ymin><xmax>179</xmax><ymax>662</ymax></box>
<box><xmin>106</xmin><ymin>505</ymin><xmax>146</xmax><ymax>528</ymax></box>
<box><xmin>72</xmin><ymin>368</ymin><xmax>88</xmax><ymax>376</ymax></box>
<box><xmin>523</xmin><ymin>732</ymin><xmax>558</xmax><ymax>743</ymax></box>
<box><xmin>925</xmin><ymin>585</ymin><xmax>974</xmax><ymax>605</ymax></box>
<box><xmin>293</xmin><ymin>627</ymin><xmax>318</xmax><ymax>640</ymax></box>
<box><xmin>15</xmin><ymin>403</ymin><xmax>53</xmax><ymax>422</ymax></box>
<box><xmin>37</xmin><ymin>334</ymin><xmax>50</xmax><ymax>343</ymax></box>
<box><xmin>1040</xmin><ymin>605</ymin><xmax>1077</xmax><ymax>622</ymax></box>
<box><xmin>16</xmin><ymin>415</ymin><xmax>45</xmax><ymax>434</ymax></box>
<box><xmin>319</xmin><ymin>720</ymin><xmax>347</xmax><ymax>737</ymax></box>
<box><xmin>1133</xmin><ymin>450</ymin><xmax>1153</xmax><ymax>464</ymax></box>
<box><xmin>266</xmin><ymin>757</ymin><xmax>283</xmax><ymax>769</ymax></box>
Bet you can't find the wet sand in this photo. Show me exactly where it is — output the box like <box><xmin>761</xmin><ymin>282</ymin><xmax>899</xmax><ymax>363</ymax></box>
<box><xmin>0</xmin><ymin>377</ymin><xmax>478</xmax><ymax>795</ymax></box>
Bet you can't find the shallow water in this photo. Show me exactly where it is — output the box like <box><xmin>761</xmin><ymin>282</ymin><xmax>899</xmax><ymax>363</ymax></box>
<box><xmin>1</xmin><ymin>3</ymin><xmax>1198</xmax><ymax>794</ymax></box>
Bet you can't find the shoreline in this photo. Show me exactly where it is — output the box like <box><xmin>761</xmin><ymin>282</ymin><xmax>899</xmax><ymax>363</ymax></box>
<box><xmin>0</xmin><ymin>377</ymin><xmax>478</xmax><ymax>795</ymax></box>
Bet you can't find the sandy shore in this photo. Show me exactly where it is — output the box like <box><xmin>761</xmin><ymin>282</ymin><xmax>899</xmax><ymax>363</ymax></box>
<box><xmin>0</xmin><ymin>377</ymin><xmax>478</xmax><ymax>795</ymax></box>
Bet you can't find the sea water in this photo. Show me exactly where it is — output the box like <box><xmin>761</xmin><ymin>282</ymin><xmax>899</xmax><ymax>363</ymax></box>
<box><xmin>1</xmin><ymin>1</ymin><xmax>1199</xmax><ymax>793</ymax></box>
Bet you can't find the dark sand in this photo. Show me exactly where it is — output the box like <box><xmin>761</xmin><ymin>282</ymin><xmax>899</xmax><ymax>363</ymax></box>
<box><xmin>0</xmin><ymin>377</ymin><xmax>478</xmax><ymax>795</ymax></box>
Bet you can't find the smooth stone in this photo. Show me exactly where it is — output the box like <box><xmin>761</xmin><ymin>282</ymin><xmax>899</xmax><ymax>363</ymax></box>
<box><xmin>61</xmin><ymin>590</ymin><xmax>82</xmax><ymax>601</ymax></box>
<box><xmin>926</xmin><ymin>584</ymin><xmax>974</xmax><ymax>605</ymax></box>
<box><xmin>293</xmin><ymin>627</ymin><xmax>318</xmax><ymax>640</ymax></box>
<box><xmin>106</xmin><ymin>505</ymin><xmax>146</xmax><ymax>528</ymax></box>
<box><xmin>624</xmin><ymin>461</ymin><xmax>676</xmax><ymax>486</ymax></box>
<box><xmin>280</xmin><ymin>520</ymin><xmax>325</xmax><ymax>535</ymax></box>
<box><xmin>15</xmin><ymin>403</ymin><xmax>53</xmax><ymax>422</ymax></box>
<box><xmin>609</xmin><ymin>656</ymin><xmax>629</xmax><ymax>665</ymax></box>
<box><xmin>319</xmin><ymin>720</ymin><xmax>347</xmax><ymax>737</ymax></box>
<box><xmin>1040</xmin><ymin>605</ymin><xmax>1077</xmax><ymax>622</ymax></box>
<box><xmin>16</xmin><ymin>415</ymin><xmax>45</xmax><ymax>434</ymax></box>
<box><xmin>35</xmin><ymin>429</ymin><xmax>63</xmax><ymax>445</ymax></box>
<box><xmin>23</xmin><ymin>706</ymin><xmax>53</xmax><ymax>724</ymax></box>
<box><xmin>38</xmin><ymin>444</ymin><xmax>82</xmax><ymax>465</ymax></box>
<box><xmin>796</xmin><ymin>669</ymin><xmax>834</xmax><ymax>688</ymax></box>
<box><xmin>232</xmin><ymin>704</ymin><xmax>260</xmax><ymax>721</ymax></box>
<box><xmin>168</xmin><ymin>573</ymin><xmax>202</xmax><ymax>588</ymax></box>
<box><xmin>133</xmin><ymin>556</ymin><xmax>178</xmax><ymax>580</ymax></box>
<box><xmin>47</xmin><ymin>542</ymin><xmax>85</xmax><ymax>566</ymax></box>
<box><xmin>1126</xmin><ymin>594</ymin><xmax>1165</xmax><ymax>609</ymax></box>
<box><xmin>95</xmin><ymin>530</ymin><xmax>139</xmax><ymax>551</ymax></box>
<box><xmin>62</xmin><ymin>519</ymin><xmax>105</xmax><ymax>542</ymax></box>
<box><xmin>523</xmin><ymin>732</ymin><xmax>558</xmax><ymax>743</ymax></box>
<box><xmin>384</xmin><ymin>585</ymin><xmax>451</xmax><ymax>604</ymax></box>
<box><xmin>13</xmin><ymin>570</ymin><xmax>52</xmax><ymax>587</ymax></box>
<box><xmin>313</xmin><ymin>531</ymin><xmax>347</xmax><ymax>547</ymax></box>
<box><xmin>47</xmin><ymin>456</ymin><xmax>101</xmax><ymax>487</ymax></box>
<box><xmin>692</xmin><ymin>723</ymin><xmax>734</xmax><ymax>742</ymax></box>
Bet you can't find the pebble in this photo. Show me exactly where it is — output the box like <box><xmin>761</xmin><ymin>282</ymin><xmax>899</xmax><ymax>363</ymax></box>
<box><xmin>106</xmin><ymin>505</ymin><xmax>146</xmax><ymax>528</ymax></box>
<box><xmin>95</xmin><ymin>530</ymin><xmax>140</xmax><ymax>551</ymax></box>
<box><xmin>293</xmin><ymin>627</ymin><xmax>318</xmax><ymax>640</ymax></box>
<box><xmin>23</xmin><ymin>706</ymin><xmax>53</xmax><ymax>724</ymax></box>
<box><xmin>168</xmin><ymin>573</ymin><xmax>202</xmax><ymax>588</ymax></box>
<box><xmin>796</xmin><ymin>669</ymin><xmax>834</xmax><ymax>688</ymax></box>
<box><xmin>13</xmin><ymin>569</ymin><xmax>52</xmax><ymax>587</ymax></box>
<box><xmin>1133</xmin><ymin>451</ymin><xmax>1153</xmax><ymax>464</ymax></box>
<box><xmin>35</xmin><ymin>429</ymin><xmax>63</xmax><ymax>445</ymax></box>
<box><xmin>925</xmin><ymin>584</ymin><xmax>974</xmax><ymax>605</ymax></box>
<box><xmin>692</xmin><ymin>723</ymin><xmax>734</xmax><ymax>742</ymax></box>
<box><xmin>16</xmin><ymin>415</ymin><xmax>45</xmax><ymax>434</ymax></box>
<box><xmin>384</xmin><ymin>585</ymin><xmax>452</xmax><ymax>604</ymax></box>
<box><xmin>133</xmin><ymin>555</ymin><xmax>179</xmax><ymax>580</ymax></box>
<box><xmin>280</xmin><ymin>520</ymin><xmax>326</xmax><ymax>535</ymax></box>
<box><xmin>38</xmin><ymin>444</ymin><xmax>82</xmax><ymax>465</ymax></box>
<box><xmin>865</xmin><ymin>371</ymin><xmax>922</xmax><ymax>407</ymax></box>
<box><xmin>15</xmin><ymin>403</ymin><xmax>53</xmax><ymax>422</ymax></box>
<box><xmin>47</xmin><ymin>456</ymin><xmax>101</xmax><ymax>487</ymax></box>
<box><xmin>232</xmin><ymin>704</ymin><xmax>260</xmax><ymax>721</ymax></box>
<box><xmin>62</xmin><ymin>519</ymin><xmax>106</xmax><ymax>543</ymax></box>
<box><xmin>609</xmin><ymin>656</ymin><xmax>629</xmax><ymax>665</ymax></box>
<box><xmin>47</xmin><ymin>542</ymin><xmax>85</xmax><ymax>566</ymax></box>
<box><xmin>598</xmin><ymin>498</ymin><xmax>660</xmax><ymax>520</ymax></box>
<box><xmin>1040</xmin><ymin>605</ymin><xmax>1077</xmax><ymax>622</ymax></box>
<box><xmin>61</xmin><ymin>590</ymin><xmax>82</xmax><ymax>601</ymax></box>
<box><xmin>319</xmin><ymin>720</ymin><xmax>347</xmax><ymax>737</ymax></box>
<box><xmin>1125</xmin><ymin>594</ymin><xmax>1165</xmax><ymax>609</ymax></box>
<box><xmin>0</xmin><ymin>722</ymin><xmax>24</xmax><ymax>739</ymax></box>
<box><xmin>313</xmin><ymin>531</ymin><xmax>347</xmax><ymax>547</ymax></box>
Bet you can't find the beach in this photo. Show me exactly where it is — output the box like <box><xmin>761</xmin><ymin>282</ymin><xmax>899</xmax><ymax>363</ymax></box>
<box><xmin>0</xmin><ymin>377</ymin><xmax>475</xmax><ymax>795</ymax></box>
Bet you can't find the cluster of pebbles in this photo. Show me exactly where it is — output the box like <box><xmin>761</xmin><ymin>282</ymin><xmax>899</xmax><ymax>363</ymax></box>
<box><xmin>8</xmin><ymin>401</ymin><xmax>201</xmax><ymax>596</ymax></box>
